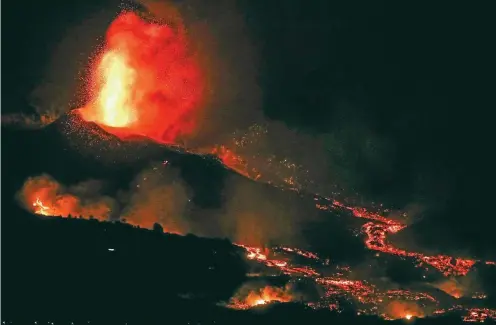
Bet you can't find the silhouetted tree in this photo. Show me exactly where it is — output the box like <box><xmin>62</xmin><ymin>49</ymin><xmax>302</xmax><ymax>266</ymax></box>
<box><xmin>153</xmin><ymin>222</ymin><xmax>164</xmax><ymax>233</ymax></box>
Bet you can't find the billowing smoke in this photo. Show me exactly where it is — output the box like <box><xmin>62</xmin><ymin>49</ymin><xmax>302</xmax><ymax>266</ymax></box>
<box><xmin>431</xmin><ymin>273</ymin><xmax>483</xmax><ymax>299</ymax></box>
<box><xmin>227</xmin><ymin>282</ymin><xmax>294</xmax><ymax>309</ymax></box>
<box><xmin>7</xmin><ymin>0</ymin><xmax>408</xmax><ymax>208</ymax></box>
<box><xmin>18</xmin><ymin>155</ymin><xmax>324</xmax><ymax>248</ymax></box>
<box><xmin>383</xmin><ymin>301</ymin><xmax>424</xmax><ymax>320</ymax></box>
<box><xmin>119</xmin><ymin>162</ymin><xmax>190</xmax><ymax>233</ymax></box>
<box><xmin>216</xmin><ymin>174</ymin><xmax>316</xmax><ymax>247</ymax></box>
<box><xmin>17</xmin><ymin>174</ymin><xmax>116</xmax><ymax>221</ymax></box>
<box><xmin>9</xmin><ymin>0</ymin><xmax>442</xmax><ymax>260</ymax></box>
<box><xmin>17</xmin><ymin>163</ymin><xmax>190</xmax><ymax>234</ymax></box>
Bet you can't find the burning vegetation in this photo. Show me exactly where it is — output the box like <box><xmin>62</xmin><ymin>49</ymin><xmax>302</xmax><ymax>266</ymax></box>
<box><xmin>227</xmin><ymin>284</ymin><xmax>293</xmax><ymax>309</ymax></box>
<box><xmin>18</xmin><ymin>174</ymin><xmax>114</xmax><ymax>221</ymax></box>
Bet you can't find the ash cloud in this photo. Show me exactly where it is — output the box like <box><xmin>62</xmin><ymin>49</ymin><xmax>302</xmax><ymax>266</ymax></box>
<box><xmin>17</xmin><ymin>174</ymin><xmax>117</xmax><ymax>221</ymax></box>
<box><xmin>13</xmin><ymin>0</ymin><xmax>443</xmax><ymax>254</ymax></box>
<box><xmin>119</xmin><ymin>162</ymin><xmax>190</xmax><ymax>233</ymax></box>
<box><xmin>17</xmin><ymin>157</ymin><xmax>323</xmax><ymax>249</ymax></box>
<box><xmin>215</xmin><ymin>175</ymin><xmax>316</xmax><ymax>247</ymax></box>
<box><xmin>18</xmin><ymin>0</ymin><xmax>406</xmax><ymax>207</ymax></box>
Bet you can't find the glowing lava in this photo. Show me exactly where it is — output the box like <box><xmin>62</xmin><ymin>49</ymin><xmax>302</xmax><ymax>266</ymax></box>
<box><xmin>316</xmin><ymin>198</ymin><xmax>480</xmax><ymax>277</ymax></box>
<box><xmin>94</xmin><ymin>50</ymin><xmax>137</xmax><ymax>127</ymax></box>
<box><xmin>79</xmin><ymin>11</ymin><xmax>203</xmax><ymax>144</ymax></box>
<box><xmin>19</xmin><ymin>175</ymin><xmax>496</xmax><ymax>322</ymax></box>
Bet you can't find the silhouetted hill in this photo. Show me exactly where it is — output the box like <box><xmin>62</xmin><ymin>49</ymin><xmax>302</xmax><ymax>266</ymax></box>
<box><xmin>3</xmin><ymin>115</ymin><xmax>495</xmax><ymax>324</ymax></box>
<box><xmin>2</xmin><ymin>111</ymin><xmax>365</xmax><ymax>258</ymax></box>
<box><xmin>2</xmin><ymin>206</ymin><xmax>489</xmax><ymax>324</ymax></box>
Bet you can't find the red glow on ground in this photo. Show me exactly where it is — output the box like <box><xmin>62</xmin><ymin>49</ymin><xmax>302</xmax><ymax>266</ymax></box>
<box><xmin>79</xmin><ymin>11</ymin><xmax>203</xmax><ymax>144</ymax></box>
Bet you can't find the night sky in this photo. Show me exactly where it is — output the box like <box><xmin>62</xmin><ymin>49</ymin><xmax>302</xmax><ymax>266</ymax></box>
<box><xmin>2</xmin><ymin>1</ymin><xmax>495</xmax><ymax>255</ymax></box>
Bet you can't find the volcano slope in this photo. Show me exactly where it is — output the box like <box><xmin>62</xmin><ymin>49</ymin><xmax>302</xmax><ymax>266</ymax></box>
<box><xmin>2</xmin><ymin>112</ymin><xmax>496</xmax><ymax>324</ymax></box>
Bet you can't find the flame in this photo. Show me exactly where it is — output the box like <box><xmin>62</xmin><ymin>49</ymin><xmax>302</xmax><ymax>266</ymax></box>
<box><xmin>247</xmin><ymin>286</ymin><xmax>292</xmax><ymax>306</ymax></box>
<box><xmin>229</xmin><ymin>285</ymin><xmax>293</xmax><ymax>309</ymax></box>
<box><xmin>93</xmin><ymin>50</ymin><xmax>137</xmax><ymax>127</ymax></box>
<box><xmin>18</xmin><ymin>174</ymin><xmax>496</xmax><ymax>322</ymax></box>
<box><xmin>33</xmin><ymin>197</ymin><xmax>52</xmax><ymax>216</ymax></box>
<box><xmin>79</xmin><ymin>11</ymin><xmax>204</xmax><ymax>144</ymax></box>
<box><xmin>19</xmin><ymin>175</ymin><xmax>112</xmax><ymax>220</ymax></box>
<box><xmin>384</xmin><ymin>301</ymin><xmax>424</xmax><ymax>320</ymax></box>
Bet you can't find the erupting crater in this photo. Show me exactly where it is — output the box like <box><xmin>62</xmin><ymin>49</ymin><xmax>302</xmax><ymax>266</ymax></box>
<box><xmin>79</xmin><ymin>11</ymin><xmax>204</xmax><ymax>144</ymax></box>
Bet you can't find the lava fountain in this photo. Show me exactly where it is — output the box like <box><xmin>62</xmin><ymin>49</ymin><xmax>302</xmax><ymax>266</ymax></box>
<box><xmin>79</xmin><ymin>11</ymin><xmax>204</xmax><ymax>144</ymax></box>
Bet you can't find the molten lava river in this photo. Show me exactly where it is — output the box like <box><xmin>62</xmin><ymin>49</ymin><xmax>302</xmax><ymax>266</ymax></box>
<box><xmin>24</xmin><ymin>176</ymin><xmax>496</xmax><ymax>322</ymax></box>
<box><xmin>19</xmin><ymin>9</ymin><xmax>496</xmax><ymax>323</ymax></box>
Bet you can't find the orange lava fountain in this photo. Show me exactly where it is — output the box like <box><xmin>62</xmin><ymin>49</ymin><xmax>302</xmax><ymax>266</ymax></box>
<box><xmin>79</xmin><ymin>11</ymin><xmax>203</xmax><ymax>144</ymax></box>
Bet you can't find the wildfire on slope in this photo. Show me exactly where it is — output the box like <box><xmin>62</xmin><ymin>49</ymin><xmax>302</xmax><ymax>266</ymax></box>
<box><xmin>78</xmin><ymin>11</ymin><xmax>204</xmax><ymax>144</ymax></box>
<box><xmin>432</xmin><ymin>278</ymin><xmax>464</xmax><ymax>299</ymax></box>
<box><xmin>382</xmin><ymin>301</ymin><xmax>424</xmax><ymax>320</ymax></box>
<box><xmin>18</xmin><ymin>164</ymin><xmax>189</xmax><ymax>235</ymax></box>
<box><xmin>227</xmin><ymin>284</ymin><xmax>293</xmax><ymax>309</ymax></box>
<box><xmin>18</xmin><ymin>174</ymin><xmax>113</xmax><ymax>220</ymax></box>
<box><xmin>17</xmin><ymin>172</ymin><xmax>496</xmax><ymax>322</ymax></box>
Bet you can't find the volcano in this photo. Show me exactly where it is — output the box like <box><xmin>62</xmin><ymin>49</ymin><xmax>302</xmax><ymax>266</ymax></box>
<box><xmin>3</xmin><ymin>112</ymin><xmax>496</xmax><ymax>324</ymax></box>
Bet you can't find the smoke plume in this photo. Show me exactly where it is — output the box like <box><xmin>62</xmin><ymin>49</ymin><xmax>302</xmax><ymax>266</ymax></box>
<box><xmin>18</xmin><ymin>163</ymin><xmax>190</xmax><ymax>234</ymax></box>
<box><xmin>17</xmin><ymin>174</ymin><xmax>115</xmax><ymax>220</ymax></box>
<box><xmin>119</xmin><ymin>163</ymin><xmax>190</xmax><ymax>233</ymax></box>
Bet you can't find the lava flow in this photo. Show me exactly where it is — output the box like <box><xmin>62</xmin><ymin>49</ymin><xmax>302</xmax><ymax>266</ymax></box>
<box><xmin>232</xmin><ymin>242</ymin><xmax>496</xmax><ymax>322</ymax></box>
<box><xmin>79</xmin><ymin>11</ymin><xmax>204</xmax><ymax>144</ymax></box>
<box><xmin>18</xmin><ymin>173</ymin><xmax>496</xmax><ymax>322</ymax></box>
<box><xmin>15</xmin><ymin>9</ymin><xmax>496</xmax><ymax>322</ymax></box>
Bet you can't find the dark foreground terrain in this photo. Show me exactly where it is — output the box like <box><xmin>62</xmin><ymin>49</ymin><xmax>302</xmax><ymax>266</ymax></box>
<box><xmin>2</xmin><ymin>119</ymin><xmax>495</xmax><ymax>324</ymax></box>
<box><xmin>2</xmin><ymin>206</ymin><xmax>490</xmax><ymax>325</ymax></box>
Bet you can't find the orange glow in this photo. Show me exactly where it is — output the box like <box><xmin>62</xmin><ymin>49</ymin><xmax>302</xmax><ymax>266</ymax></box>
<box><xmin>79</xmin><ymin>11</ymin><xmax>204</xmax><ymax>144</ymax></box>
<box><xmin>208</xmin><ymin>145</ymin><xmax>262</xmax><ymax>180</ymax></box>
<box><xmin>463</xmin><ymin>308</ymin><xmax>496</xmax><ymax>322</ymax></box>
<box><xmin>316</xmin><ymin>198</ymin><xmax>479</xmax><ymax>277</ymax></box>
<box><xmin>229</xmin><ymin>285</ymin><xmax>293</xmax><ymax>309</ymax></box>
<box><xmin>33</xmin><ymin>197</ymin><xmax>52</xmax><ymax>216</ymax></box>
<box><xmin>384</xmin><ymin>301</ymin><xmax>424</xmax><ymax>320</ymax></box>
<box><xmin>18</xmin><ymin>173</ymin><xmax>496</xmax><ymax>321</ymax></box>
<box><xmin>433</xmin><ymin>278</ymin><xmax>464</xmax><ymax>298</ymax></box>
<box><xmin>19</xmin><ymin>175</ymin><xmax>112</xmax><ymax>220</ymax></box>
<box><xmin>93</xmin><ymin>50</ymin><xmax>137</xmax><ymax>127</ymax></box>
